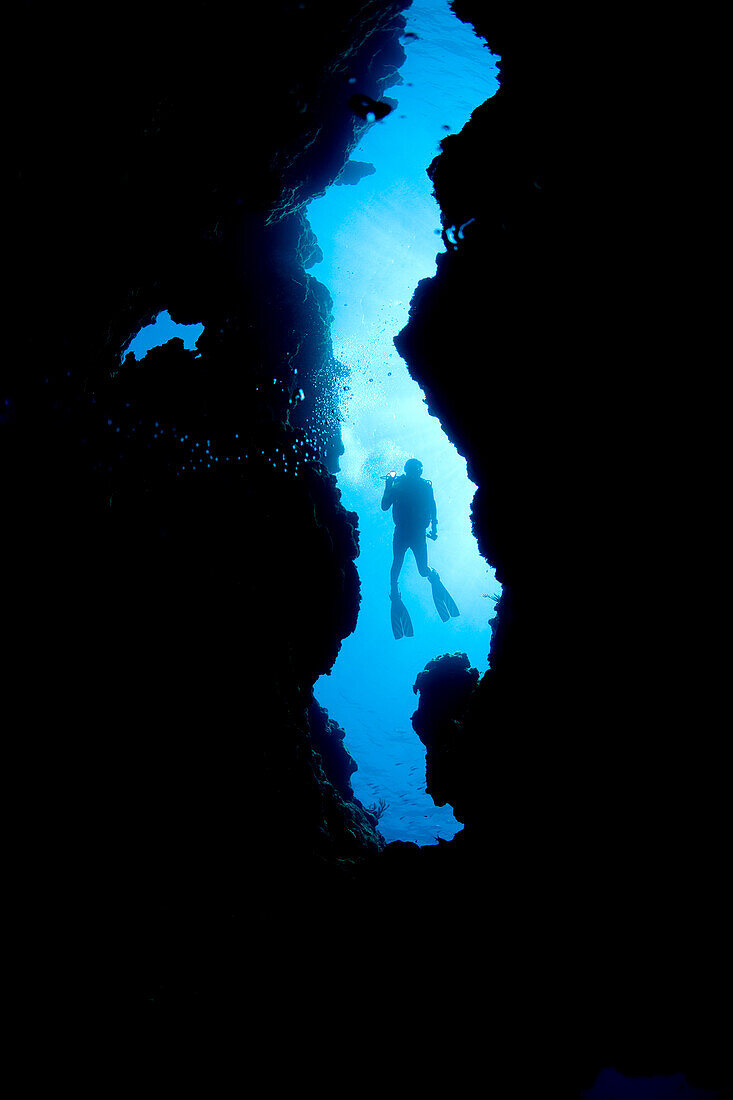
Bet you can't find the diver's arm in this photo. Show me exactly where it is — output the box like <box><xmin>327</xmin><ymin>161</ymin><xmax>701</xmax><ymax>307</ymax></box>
<box><xmin>381</xmin><ymin>475</ymin><xmax>397</xmax><ymax>511</ymax></box>
<box><xmin>429</xmin><ymin>487</ymin><xmax>438</xmax><ymax>539</ymax></box>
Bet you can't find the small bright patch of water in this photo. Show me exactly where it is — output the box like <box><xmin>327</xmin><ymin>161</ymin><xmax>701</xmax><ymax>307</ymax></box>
<box><xmin>121</xmin><ymin>309</ymin><xmax>204</xmax><ymax>362</ymax></box>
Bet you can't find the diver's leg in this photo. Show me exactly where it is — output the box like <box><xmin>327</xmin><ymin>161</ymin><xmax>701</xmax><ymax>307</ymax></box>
<box><xmin>415</xmin><ymin>532</ymin><xmax>449</xmax><ymax>618</ymax></box>
<box><xmin>391</xmin><ymin>529</ymin><xmax>409</xmax><ymax>594</ymax></box>
<box><xmin>421</xmin><ymin>541</ymin><xmax>459</xmax><ymax>619</ymax></box>
<box><xmin>413</xmin><ymin>533</ymin><xmax>431</xmax><ymax>579</ymax></box>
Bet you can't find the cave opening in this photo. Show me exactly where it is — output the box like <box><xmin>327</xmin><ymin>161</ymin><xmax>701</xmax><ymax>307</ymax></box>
<box><xmin>308</xmin><ymin>0</ymin><xmax>501</xmax><ymax>844</ymax></box>
<box><xmin>120</xmin><ymin>310</ymin><xmax>205</xmax><ymax>362</ymax></box>
<box><xmin>109</xmin><ymin>0</ymin><xmax>502</xmax><ymax>848</ymax></box>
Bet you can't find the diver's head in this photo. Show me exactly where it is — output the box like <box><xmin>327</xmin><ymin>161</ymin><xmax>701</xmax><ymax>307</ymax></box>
<box><xmin>404</xmin><ymin>458</ymin><xmax>423</xmax><ymax>479</ymax></box>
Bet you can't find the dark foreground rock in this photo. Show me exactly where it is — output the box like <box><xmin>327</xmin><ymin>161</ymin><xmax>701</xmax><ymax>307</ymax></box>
<box><xmin>390</xmin><ymin>0</ymin><xmax>729</xmax><ymax>1091</ymax></box>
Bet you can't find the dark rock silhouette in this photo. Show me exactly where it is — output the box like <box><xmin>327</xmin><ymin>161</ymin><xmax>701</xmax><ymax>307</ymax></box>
<box><xmin>411</xmin><ymin>652</ymin><xmax>479</xmax><ymax>819</ymax></box>
<box><xmin>391</xmin><ymin>0</ymin><xmax>729</xmax><ymax>1092</ymax></box>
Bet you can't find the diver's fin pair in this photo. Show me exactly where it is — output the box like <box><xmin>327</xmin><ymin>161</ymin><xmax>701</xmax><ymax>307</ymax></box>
<box><xmin>428</xmin><ymin>570</ymin><xmax>460</xmax><ymax>622</ymax></box>
<box><xmin>390</xmin><ymin>590</ymin><xmax>414</xmax><ymax>640</ymax></box>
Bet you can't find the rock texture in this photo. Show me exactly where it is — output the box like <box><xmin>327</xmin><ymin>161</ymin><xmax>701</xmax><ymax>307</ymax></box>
<box><xmin>390</xmin><ymin>1</ymin><xmax>729</xmax><ymax>1093</ymax></box>
<box><xmin>6</xmin><ymin>0</ymin><xmax>407</xmax><ymax>1030</ymax></box>
<box><xmin>411</xmin><ymin>651</ymin><xmax>479</xmax><ymax>820</ymax></box>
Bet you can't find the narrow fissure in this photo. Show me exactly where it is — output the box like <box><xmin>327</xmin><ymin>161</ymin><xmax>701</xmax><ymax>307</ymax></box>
<box><xmin>308</xmin><ymin>0</ymin><xmax>501</xmax><ymax>844</ymax></box>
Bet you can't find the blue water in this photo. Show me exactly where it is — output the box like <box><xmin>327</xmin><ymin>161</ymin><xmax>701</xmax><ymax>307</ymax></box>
<box><xmin>120</xmin><ymin>309</ymin><xmax>204</xmax><ymax>362</ymax></box>
<box><xmin>309</xmin><ymin>0</ymin><xmax>501</xmax><ymax>845</ymax></box>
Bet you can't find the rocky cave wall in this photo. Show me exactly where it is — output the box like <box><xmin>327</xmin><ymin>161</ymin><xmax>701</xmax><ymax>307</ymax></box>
<box><xmin>390</xmin><ymin>0</ymin><xmax>728</xmax><ymax>1091</ymax></box>
<box><xmin>6</xmin><ymin>0</ymin><xmax>728</xmax><ymax>1092</ymax></box>
<box><xmin>7</xmin><ymin>0</ymin><xmax>411</xmax><ymax>1017</ymax></box>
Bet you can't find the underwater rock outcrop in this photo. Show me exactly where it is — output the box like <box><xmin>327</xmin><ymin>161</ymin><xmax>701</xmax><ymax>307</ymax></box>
<box><xmin>411</xmin><ymin>652</ymin><xmax>479</xmax><ymax>821</ymax></box>
<box><xmin>6</xmin><ymin>0</ymin><xmax>409</xmax><ymax>1019</ymax></box>
<box><xmin>390</xmin><ymin>0</ymin><xmax>729</xmax><ymax>1091</ymax></box>
<box><xmin>307</xmin><ymin>698</ymin><xmax>358</xmax><ymax>802</ymax></box>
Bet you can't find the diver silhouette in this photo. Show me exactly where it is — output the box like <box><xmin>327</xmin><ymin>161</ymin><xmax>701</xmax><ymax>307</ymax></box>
<box><xmin>381</xmin><ymin>458</ymin><xmax>460</xmax><ymax>639</ymax></box>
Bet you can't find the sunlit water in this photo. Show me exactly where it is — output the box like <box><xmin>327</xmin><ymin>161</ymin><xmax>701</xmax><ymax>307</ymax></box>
<box><xmin>309</xmin><ymin>0</ymin><xmax>501</xmax><ymax>845</ymax></box>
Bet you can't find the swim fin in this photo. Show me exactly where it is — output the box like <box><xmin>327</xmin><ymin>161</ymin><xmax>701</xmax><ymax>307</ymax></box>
<box><xmin>390</xmin><ymin>590</ymin><xmax>414</xmax><ymax>640</ymax></box>
<box><xmin>428</xmin><ymin>570</ymin><xmax>460</xmax><ymax>622</ymax></box>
